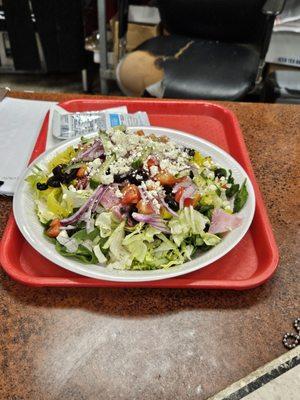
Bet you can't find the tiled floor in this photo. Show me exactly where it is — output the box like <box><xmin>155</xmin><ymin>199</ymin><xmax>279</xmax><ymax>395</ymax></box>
<box><xmin>210</xmin><ymin>347</ymin><xmax>300</xmax><ymax>400</ymax></box>
<box><xmin>244</xmin><ymin>365</ymin><xmax>299</xmax><ymax>400</ymax></box>
<box><xmin>0</xmin><ymin>72</ymin><xmax>123</xmax><ymax>95</ymax></box>
<box><xmin>0</xmin><ymin>73</ymin><xmax>84</xmax><ymax>93</ymax></box>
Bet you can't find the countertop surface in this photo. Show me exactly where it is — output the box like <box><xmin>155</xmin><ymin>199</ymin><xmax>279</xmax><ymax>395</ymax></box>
<box><xmin>0</xmin><ymin>92</ymin><xmax>299</xmax><ymax>400</ymax></box>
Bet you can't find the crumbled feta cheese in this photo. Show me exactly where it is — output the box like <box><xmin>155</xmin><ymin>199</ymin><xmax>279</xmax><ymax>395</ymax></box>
<box><xmin>92</xmin><ymin>158</ymin><xmax>101</xmax><ymax>167</ymax></box>
<box><xmin>100</xmin><ymin>174</ymin><xmax>114</xmax><ymax>185</ymax></box>
<box><xmin>115</xmin><ymin>189</ymin><xmax>123</xmax><ymax>198</ymax></box>
<box><xmin>160</xmin><ymin>159</ymin><xmax>170</xmax><ymax>170</ymax></box>
<box><xmin>146</xmin><ymin>180</ymin><xmax>161</xmax><ymax>190</ymax></box>
<box><xmin>152</xmin><ymin>198</ymin><xmax>160</xmax><ymax>212</ymax></box>
<box><xmin>150</xmin><ymin>165</ymin><xmax>159</xmax><ymax>176</ymax></box>
<box><xmin>202</xmin><ymin>169</ymin><xmax>215</xmax><ymax>179</ymax></box>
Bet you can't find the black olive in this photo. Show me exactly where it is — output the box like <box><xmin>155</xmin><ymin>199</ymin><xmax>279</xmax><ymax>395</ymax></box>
<box><xmin>52</xmin><ymin>164</ymin><xmax>70</xmax><ymax>182</ymax></box>
<box><xmin>47</xmin><ymin>176</ymin><xmax>61</xmax><ymax>188</ymax></box>
<box><xmin>66</xmin><ymin>228</ymin><xmax>77</xmax><ymax>237</ymax></box>
<box><xmin>127</xmin><ymin>204</ymin><xmax>136</xmax><ymax>215</ymax></box>
<box><xmin>58</xmin><ymin>168</ymin><xmax>78</xmax><ymax>184</ymax></box>
<box><xmin>163</xmin><ymin>185</ymin><xmax>173</xmax><ymax>195</ymax></box>
<box><xmin>105</xmin><ymin>168</ymin><xmax>111</xmax><ymax>175</ymax></box>
<box><xmin>67</xmin><ymin>168</ymin><xmax>79</xmax><ymax>180</ymax></box>
<box><xmin>214</xmin><ymin>168</ymin><xmax>227</xmax><ymax>179</ymax></box>
<box><xmin>137</xmin><ymin>168</ymin><xmax>149</xmax><ymax>181</ymax></box>
<box><xmin>114</xmin><ymin>173</ymin><xmax>128</xmax><ymax>183</ymax></box>
<box><xmin>185</xmin><ymin>148</ymin><xmax>195</xmax><ymax>157</ymax></box>
<box><xmin>36</xmin><ymin>182</ymin><xmax>48</xmax><ymax>191</ymax></box>
<box><xmin>52</xmin><ymin>164</ymin><xmax>64</xmax><ymax>177</ymax></box>
<box><xmin>165</xmin><ymin>194</ymin><xmax>179</xmax><ymax>211</ymax></box>
<box><xmin>126</xmin><ymin>168</ymin><xmax>149</xmax><ymax>185</ymax></box>
<box><xmin>204</xmin><ymin>223</ymin><xmax>210</xmax><ymax>232</ymax></box>
<box><xmin>189</xmin><ymin>170</ymin><xmax>194</xmax><ymax>179</ymax></box>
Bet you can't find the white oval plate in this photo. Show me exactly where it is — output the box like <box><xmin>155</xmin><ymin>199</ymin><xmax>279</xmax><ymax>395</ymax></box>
<box><xmin>13</xmin><ymin>126</ymin><xmax>255</xmax><ymax>282</ymax></box>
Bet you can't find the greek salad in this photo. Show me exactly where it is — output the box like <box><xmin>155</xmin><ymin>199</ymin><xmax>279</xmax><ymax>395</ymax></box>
<box><xmin>26</xmin><ymin>127</ymin><xmax>248</xmax><ymax>270</ymax></box>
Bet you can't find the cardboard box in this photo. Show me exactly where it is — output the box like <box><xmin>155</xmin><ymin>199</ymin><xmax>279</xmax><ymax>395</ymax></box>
<box><xmin>110</xmin><ymin>17</ymin><xmax>160</xmax><ymax>65</ymax></box>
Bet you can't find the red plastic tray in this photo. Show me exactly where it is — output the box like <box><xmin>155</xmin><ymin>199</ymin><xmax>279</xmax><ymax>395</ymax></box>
<box><xmin>0</xmin><ymin>99</ymin><xmax>278</xmax><ymax>289</ymax></box>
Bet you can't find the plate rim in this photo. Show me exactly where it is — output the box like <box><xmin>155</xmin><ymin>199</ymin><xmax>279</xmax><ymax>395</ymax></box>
<box><xmin>13</xmin><ymin>126</ymin><xmax>256</xmax><ymax>282</ymax></box>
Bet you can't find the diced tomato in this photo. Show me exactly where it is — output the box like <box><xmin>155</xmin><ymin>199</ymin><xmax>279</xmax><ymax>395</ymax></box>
<box><xmin>184</xmin><ymin>198</ymin><xmax>193</xmax><ymax>207</ymax></box>
<box><xmin>147</xmin><ymin>157</ymin><xmax>158</xmax><ymax>169</ymax></box>
<box><xmin>175</xmin><ymin>190</ymin><xmax>201</xmax><ymax>207</ymax></box>
<box><xmin>155</xmin><ymin>172</ymin><xmax>177</xmax><ymax>186</ymax></box>
<box><xmin>76</xmin><ymin>167</ymin><xmax>86</xmax><ymax>178</ymax></box>
<box><xmin>121</xmin><ymin>184</ymin><xmax>141</xmax><ymax>205</ymax></box>
<box><xmin>175</xmin><ymin>187</ymin><xmax>185</xmax><ymax>202</ymax></box>
<box><xmin>50</xmin><ymin>218</ymin><xmax>60</xmax><ymax>227</ymax></box>
<box><xmin>175</xmin><ymin>176</ymin><xmax>188</xmax><ymax>183</ymax></box>
<box><xmin>135</xmin><ymin>130</ymin><xmax>145</xmax><ymax>136</ymax></box>
<box><xmin>46</xmin><ymin>219</ymin><xmax>61</xmax><ymax>238</ymax></box>
<box><xmin>136</xmin><ymin>200</ymin><xmax>154</xmax><ymax>214</ymax></box>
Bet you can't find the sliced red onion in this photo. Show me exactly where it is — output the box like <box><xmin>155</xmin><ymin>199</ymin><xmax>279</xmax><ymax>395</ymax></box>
<box><xmin>100</xmin><ymin>184</ymin><xmax>121</xmax><ymax>210</ymax></box>
<box><xmin>59</xmin><ymin>225</ymin><xmax>76</xmax><ymax>230</ymax></box>
<box><xmin>132</xmin><ymin>212</ymin><xmax>170</xmax><ymax>234</ymax></box>
<box><xmin>60</xmin><ymin>185</ymin><xmax>106</xmax><ymax>226</ymax></box>
<box><xmin>208</xmin><ymin>209</ymin><xmax>243</xmax><ymax>234</ymax></box>
<box><xmin>75</xmin><ymin>139</ymin><xmax>104</xmax><ymax>162</ymax></box>
<box><xmin>172</xmin><ymin>177</ymin><xmax>192</xmax><ymax>193</ymax></box>
<box><xmin>76</xmin><ymin>176</ymin><xmax>88</xmax><ymax>190</ymax></box>
<box><xmin>179</xmin><ymin>185</ymin><xmax>197</xmax><ymax>209</ymax></box>
<box><xmin>138</xmin><ymin>187</ymin><xmax>148</xmax><ymax>202</ymax></box>
<box><xmin>111</xmin><ymin>204</ymin><xmax>125</xmax><ymax>220</ymax></box>
<box><xmin>85</xmin><ymin>216</ymin><xmax>95</xmax><ymax>233</ymax></box>
<box><xmin>92</xmin><ymin>187</ymin><xmax>108</xmax><ymax>212</ymax></box>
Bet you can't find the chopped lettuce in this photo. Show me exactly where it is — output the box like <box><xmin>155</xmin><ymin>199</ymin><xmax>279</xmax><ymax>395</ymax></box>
<box><xmin>168</xmin><ymin>207</ymin><xmax>208</xmax><ymax>246</ymax></box>
<box><xmin>46</xmin><ymin>188</ymin><xmax>73</xmax><ymax>218</ymax></box>
<box><xmin>34</xmin><ymin>187</ymin><xmax>73</xmax><ymax>223</ymax></box>
<box><xmin>122</xmin><ymin>224</ymin><xmax>160</xmax><ymax>263</ymax></box>
<box><xmin>202</xmin><ymin>232</ymin><xmax>221</xmax><ymax>246</ymax></box>
<box><xmin>95</xmin><ymin>211</ymin><xmax>119</xmax><ymax>238</ymax></box>
<box><xmin>55</xmin><ymin>241</ymin><xmax>98</xmax><ymax>264</ymax></box>
<box><xmin>103</xmin><ymin>221</ymin><xmax>132</xmax><ymax>269</ymax></box>
<box><xmin>48</xmin><ymin>146</ymin><xmax>76</xmax><ymax>171</ymax></box>
<box><xmin>62</xmin><ymin>185</ymin><xmax>93</xmax><ymax>208</ymax></box>
<box><xmin>93</xmin><ymin>244</ymin><xmax>107</xmax><ymax>263</ymax></box>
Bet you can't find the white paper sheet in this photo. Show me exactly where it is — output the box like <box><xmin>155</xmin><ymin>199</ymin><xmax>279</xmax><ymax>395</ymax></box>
<box><xmin>0</xmin><ymin>98</ymin><xmax>149</xmax><ymax>196</ymax></box>
<box><xmin>0</xmin><ymin>97</ymin><xmax>56</xmax><ymax>195</ymax></box>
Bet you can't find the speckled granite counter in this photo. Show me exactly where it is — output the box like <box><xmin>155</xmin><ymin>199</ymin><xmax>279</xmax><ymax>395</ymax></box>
<box><xmin>0</xmin><ymin>92</ymin><xmax>299</xmax><ymax>400</ymax></box>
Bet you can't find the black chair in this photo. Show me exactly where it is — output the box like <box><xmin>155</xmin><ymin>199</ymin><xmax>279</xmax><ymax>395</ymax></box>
<box><xmin>117</xmin><ymin>0</ymin><xmax>286</xmax><ymax>100</ymax></box>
